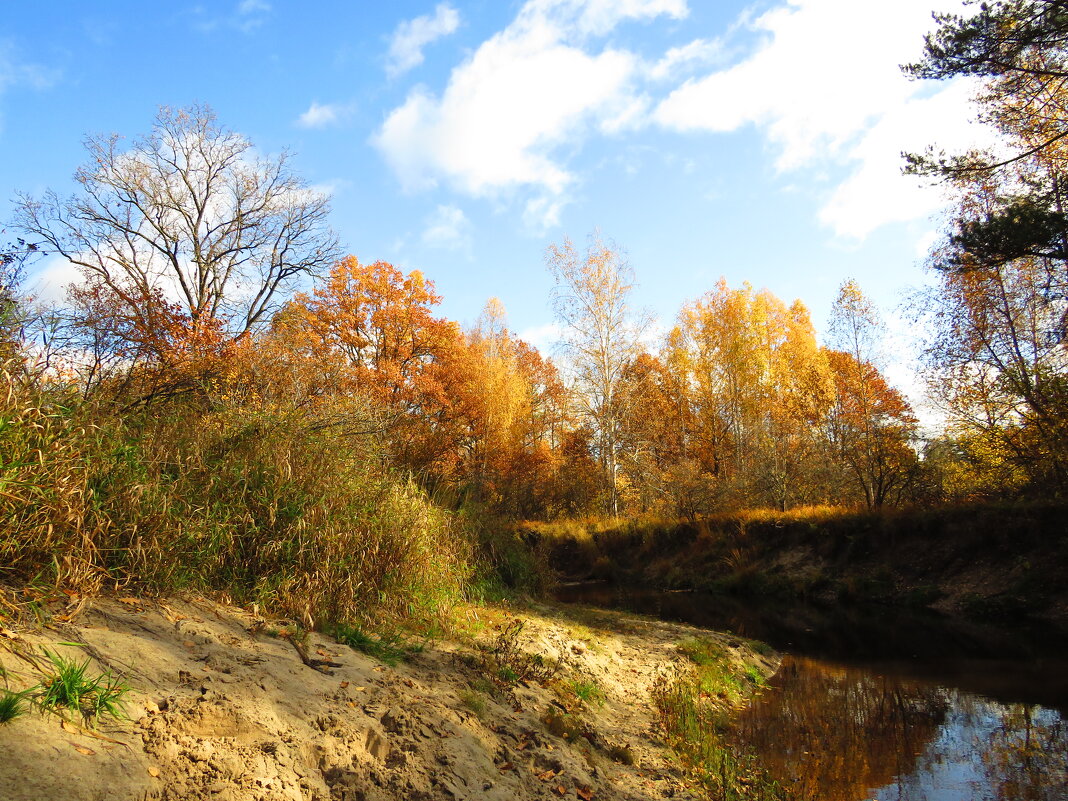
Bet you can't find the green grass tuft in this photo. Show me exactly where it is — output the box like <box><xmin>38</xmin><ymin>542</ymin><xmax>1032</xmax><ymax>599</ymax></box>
<box><xmin>677</xmin><ymin>637</ymin><xmax>728</xmax><ymax>666</ymax></box>
<box><xmin>569</xmin><ymin>679</ymin><xmax>606</xmax><ymax>706</ymax></box>
<box><xmin>458</xmin><ymin>688</ymin><xmax>488</xmax><ymax>717</ymax></box>
<box><xmin>36</xmin><ymin>649</ymin><xmax>129</xmax><ymax>725</ymax></box>
<box><xmin>0</xmin><ymin>689</ymin><xmax>29</xmax><ymax>724</ymax></box>
<box><xmin>333</xmin><ymin>624</ymin><xmax>423</xmax><ymax>666</ymax></box>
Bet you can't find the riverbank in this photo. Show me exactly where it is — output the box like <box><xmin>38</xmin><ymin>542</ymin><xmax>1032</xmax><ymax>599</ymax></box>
<box><xmin>0</xmin><ymin>592</ymin><xmax>778</xmax><ymax>801</ymax></box>
<box><xmin>530</xmin><ymin>502</ymin><xmax>1068</xmax><ymax>621</ymax></box>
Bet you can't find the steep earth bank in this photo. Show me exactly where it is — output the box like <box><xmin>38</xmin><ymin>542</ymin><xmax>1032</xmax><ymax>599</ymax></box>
<box><xmin>535</xmin><ymin>503</ymin><xmax>1068</xmax><ymax>621</ymax></box>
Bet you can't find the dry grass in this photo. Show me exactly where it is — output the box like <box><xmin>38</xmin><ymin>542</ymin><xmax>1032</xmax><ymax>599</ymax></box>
<box><xmin>0</xmin><ymin>364</ymin><xmax>474</xmax><ymax>628</ymax></box>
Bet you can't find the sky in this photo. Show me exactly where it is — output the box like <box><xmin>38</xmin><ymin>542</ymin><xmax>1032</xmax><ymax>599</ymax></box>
<box><xmin>0</xmin><ymin>0</ymin><xmax>997</xmax><ymax>418</ymax></box>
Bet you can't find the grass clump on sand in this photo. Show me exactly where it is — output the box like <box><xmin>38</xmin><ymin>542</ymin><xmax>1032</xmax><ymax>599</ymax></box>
<box><xmin>475</xmin><ymin>617</ymin><xmax>558</xmax><ymax>689</ymax></box>
<box><xmin>653</xmin><ymin>637</ymin><xmax>791</xmax><ymax>801</ymax></box>
<box><xmin>35</xmin><ymin>649</ymin><xmax>129</xmax><ymax>725</ymax></box>
<box><xmin>568</xmin><ymin>679</ymin><xmax>606</xmax><ymax>707</ymax></box>
<box><xmin>333</xmin><ymin>624</ymin><xmax>424</xmax><ymax>666</ymax></box>
<box><xmin>0</xmin><ymin>646</ymin><xmax>129</xmax><ymax>728</ymax></box>
<box><xmin>0</xmin><ymin>689</ymin><xmax>29</xmax><ymax>724</ymax></box>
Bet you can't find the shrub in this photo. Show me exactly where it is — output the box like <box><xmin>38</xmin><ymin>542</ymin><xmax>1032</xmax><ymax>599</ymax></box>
<box><xmin>0</xmin><ymin>366</ymin><xmax>474</xmax><ymax>627</ymax></box>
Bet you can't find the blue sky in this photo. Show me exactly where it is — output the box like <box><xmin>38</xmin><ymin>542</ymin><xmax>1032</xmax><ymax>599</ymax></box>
<box><xmin>1</xmin><ymin>0</ymin><xmax>994</xmax><ymax>406</ymax></box>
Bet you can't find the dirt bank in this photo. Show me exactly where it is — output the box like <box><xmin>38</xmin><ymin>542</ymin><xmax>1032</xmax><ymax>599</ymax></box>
<box><xmin>534</xmin><ymin>503</ymin><xmax>1068</xmax><ymax>621</ymax></box>
<box><xmin>0</xmin><ymin>593</ymin><xmax>776</xmax><ymax>801</ymax></box>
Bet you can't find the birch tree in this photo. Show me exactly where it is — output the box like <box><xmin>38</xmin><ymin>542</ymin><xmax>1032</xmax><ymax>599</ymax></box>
<box><xmin>546</xmin><ymin>234</ymin><xmax>648</xmax><ymax>516</ymax></box>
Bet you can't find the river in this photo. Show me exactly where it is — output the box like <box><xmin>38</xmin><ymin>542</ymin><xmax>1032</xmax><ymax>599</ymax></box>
<box><xmin>555</xmin><ymin>583</ymin><xmax>1068</xmax><ymax>800</ymax></box>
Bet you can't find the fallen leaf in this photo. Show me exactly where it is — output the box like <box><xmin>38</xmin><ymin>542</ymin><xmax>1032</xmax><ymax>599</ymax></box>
<box><xmin>353</xmin><ymin>686</ymin><xmax>366</xmax><ymax>692</ymax></box>
<box><xmin>61</xmin><ymin>721</ymin><xmax>79</xmax><ymax>734</ymax></box>
<box><xmin>119</xmin><ymin>597</ymin><xmax>139</xmax><ymax>605</ymax></box>
<box><xmin>498</xmin><ymin>762</ymin><xmax>515</xmax><ymax>772</ymax></box>
<box><xmin>0</xmin><ymin>627</ymin><xmax>17</xmax><ymax>639</ymax></box>
<box><xmin>536</xmin><ymin>770</ymin><xmax>557</xmax><ymax>781</ymax></box>
<box><xmin>347</xmin><ymin>702</ymin><xmax>356</xmax><ymax>708</ymax></box>
<box><xmin>554</xmin><ymin>785</ymin><xmax>568</xmax><ymax>796</ymax></box>
<box><xmin>74</xmin><ymin>746</ymin><xmax>95</xmax><ymax>756</ymax></box>
<box><xmin>339</xmin><ymin>681</ymin><xmax>349</xmax><ymax>689</ymax></box>
<box><xmin>577</xmin><ymin>787</ymin><xmax>594</xmax><ymax>801</ymax></box>
<box><xmin>182</xmin><ymin>641</ymin><xmax>195</xmax><ymax>648</ymax></box>
<box><xmin>148</xmin><ymin>767</ymin><xmax>160</xmax><ymax>778</ymax></box>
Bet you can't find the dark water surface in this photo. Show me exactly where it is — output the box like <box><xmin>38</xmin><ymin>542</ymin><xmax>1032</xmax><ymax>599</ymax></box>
<box><xmin>555</xmin><ymin>583</ymin><xmax>1068</xmax><ymax>800</ymax></box>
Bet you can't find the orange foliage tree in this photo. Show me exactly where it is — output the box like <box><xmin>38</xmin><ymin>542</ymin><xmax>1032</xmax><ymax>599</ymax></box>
<box><xmin>282</xmin><ymin>256</ymin><xmax>462</xmax><ymax>482</ymax></box>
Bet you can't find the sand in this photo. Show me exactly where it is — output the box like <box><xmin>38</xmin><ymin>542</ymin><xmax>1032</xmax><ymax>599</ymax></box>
<box><xmin>0</xmin><ymin>593</ymin><xmax>777</xmax><ymax>801</ymax></box>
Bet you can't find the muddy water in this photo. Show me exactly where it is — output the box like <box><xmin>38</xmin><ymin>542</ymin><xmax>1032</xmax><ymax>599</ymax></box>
<box><xmin>555</xmin><ymin>583</ymin><xmax>1068</xmax><ymax>800</ymax></box>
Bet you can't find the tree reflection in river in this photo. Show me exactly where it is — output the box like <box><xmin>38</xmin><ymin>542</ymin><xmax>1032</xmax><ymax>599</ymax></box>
<box><xmin>726</xmin><ymin>655</ymin><xmax>948</xmax><ymax>801</ymax></box>
<box><xmin>978</xmin><ymin>700</ymin><xmax>1067</xmax><ymax>800</ymax></box>
<box><xmin>893</xmin><ymin>694</ymin><xmax>1068</xmax><ymax>801</ymax></box>
<box><xmin>727</xmin><ymin>656</ymin><xmax>1068</xmax><ymax>801</ymax></box>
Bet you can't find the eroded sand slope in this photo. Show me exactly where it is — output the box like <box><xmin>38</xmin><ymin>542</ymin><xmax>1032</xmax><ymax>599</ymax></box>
<box><xmin>0</xmin><ymin>595</ymin><xmax>776</xmax><ymax>801</ymax></box>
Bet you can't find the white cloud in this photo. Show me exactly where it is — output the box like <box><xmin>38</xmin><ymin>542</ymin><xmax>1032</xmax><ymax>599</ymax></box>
<box><xmin>914</xmin><ymin>229</ymin><xmax>940</xmax><ymax>259</ymax></box>
<box><xmin>422</xmin><ymin>204</ymin><xmax>471</xmax><ymax>249</ymax></box>
<box><xmin>0</xmin><ymin>40</ymin><xmax>58</xmax><ymax>94</ymax></box>
<box><xmin>307</xmin><ymin>178</ymin><xmax>349</xmax><ymax>198</ymax></box>
<box><xmin>654</xmin><ymin>0</ymin><xmax>998</xmax><ymax>240</ymax></box>
<box><xmin>296</xmin><ymin>101</ymin><xmax>353</xmax><ymax>129</ymax></box>
<box><xmin>387</xmin><ymin>3</ymin><xmax>461</xmax><ymax>78</ymax></box>
<box><xmin>649</xmin><ymin>38</ymin><xmax>724</xmax><ymax>81</ymax></box>
<box><xmin>28</xmin><ymin>256</ymin><xmax>82</xmax><ymax>306</ymax></box>
<box><xmin>818</xmin><ymin>80</ymin><xmax>996</xmax><ymax>239</ymax></box>
<box><xmin>192</xmin><ymin>1</ymin><xmax>271</xmax><ymax>33</ymax></box>
<box><xmin>568</xmin><ymin>0</ymin><xmax>688</xmax><ymax>35</ymax></box>
<box><xmin>517</xmin><ymin>321</ymin><xmax>563</xmax><ymax>352</ymax></box>
<box><xmin>0</xmin><ymin>42</ymin><xmax>58</xmax><ymax>140</ymax></box>
<box><xmin>523</xmin><ymin>195</ymin><xmax>568</xmax><ymax>233</ymax></box>
<box><xmin>238</xmin><ymin>0</ymin><xmax>270</xmax><ymax>15</ymax></box>
<box><xmin>373</xmin><ymin>0</ymin><xmax>685</xmax><ymax>222</ymax></box>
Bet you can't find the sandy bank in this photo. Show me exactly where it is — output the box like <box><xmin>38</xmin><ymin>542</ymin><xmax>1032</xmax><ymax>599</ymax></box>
<box><xmin>0</xmin><ymin>593</ymin><xmax>777</xmax><ymax>801</ymax></box>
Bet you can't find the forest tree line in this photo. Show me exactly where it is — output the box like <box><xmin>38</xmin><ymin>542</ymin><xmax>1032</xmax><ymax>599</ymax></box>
<box><xmin>3</xmin><ymin>0</ymin><xmax>1068</xmax><ymax>537</ymax></box>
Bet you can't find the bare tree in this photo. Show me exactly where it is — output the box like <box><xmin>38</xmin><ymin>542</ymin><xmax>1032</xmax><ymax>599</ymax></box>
<box><xmin>547</xmin><ymin>233</ymin><xmax>649</xmax><ymax>517</ymax></box>
<box><xmin>15</xmin><ymin>105</ymin><xmax>340</xmax><ymax>344</ymax></box>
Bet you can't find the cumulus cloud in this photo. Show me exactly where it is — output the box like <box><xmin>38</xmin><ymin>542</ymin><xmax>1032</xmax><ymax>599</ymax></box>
<box><xmin>28</xmin><ymin>256</ymin><xmax>82</xmax><ymax>306</ymax></box>
<box><xmin>654</xmin><ymin>0</ymin><xmax>997</xmax><ymax>239</ymax></box>
<box><xmin>422</xmin><ymin>204</ymin><xmax>471</xmax><ymax>249</ymax></box>
<box><xmin>295</xmin><ymin>101</ymin><xmax>353</xmax><ymax>129</ymax></box>
<box><xmin>817</xmin><ymin>81</ymin><xmax>995</xmax><ymax>239</ymax></box>
<box><xmin>648</xmin><ymin>38</ymin><xmax>725</xmax><ymax>81</ymax></box>
<box><xmin>373</xmin><ymin>0</ymin><xmax>686</xmax><ymax>227</ymax></box>
<box><xmin>387</xmin><ymin>3</ymin><xmax>461</xmax><ymax>78</ymax></box>
<box><xmin>375</xmin><ymin>0</ymin><xmax>994</xmax><ymax>241</ymax></box>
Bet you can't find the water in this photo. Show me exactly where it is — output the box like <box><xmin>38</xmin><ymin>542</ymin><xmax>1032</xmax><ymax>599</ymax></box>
<box><xmin>555</xmin><ymin>583</ymin><xmax>1068</xmax><ymax>800</ymax></box>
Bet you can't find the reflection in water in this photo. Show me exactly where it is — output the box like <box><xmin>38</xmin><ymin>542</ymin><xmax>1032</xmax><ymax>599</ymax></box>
<box><xmin>728</xmin><ymin>656</ymin><xmax>948</xmax><ymax>801</ymax></box>
<box><xmin>897</xmin><ymin>695</ymin><xmax>1068</xmax><ymax>801</ymax></box>
<box><xmin>555</xmin><ymin>584</ymin><xmax>1068</xmax><ymax>800</ymax></box>
<box><xmin>725</xmin><ymin>657</ymin><xmax>1068</xmax><ymax>801</ymax></box>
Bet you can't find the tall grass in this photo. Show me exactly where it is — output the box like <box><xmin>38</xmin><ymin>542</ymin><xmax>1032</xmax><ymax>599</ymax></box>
<box><xmin>652</xmin><ymin>638</ymin><xmax>795</xmax><ymax>801</ymax></box>
<box><xmin>0</xmin><ymin>364</ymin><xmax>473</xmax><ymax>626</ymax></box>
